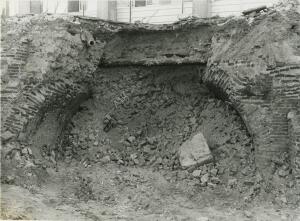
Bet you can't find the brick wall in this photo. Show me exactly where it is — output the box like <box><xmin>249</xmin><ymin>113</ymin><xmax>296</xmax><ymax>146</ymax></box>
<box><xmin>3</xmin><ymin>79</ymin><xmax>89</xmax><ymax>137</ymax></box>
<box><xmin>288</xmin><ymin>111</ymin><xmax>300</xmax><ymax>185</ymax></box>
<box><xmin>204</xmin><ymin>59</ymin><xmax>300</xmax><ymax>180</ymax></box>
<box><xmin>1</xmin><ymin>9</ymin><xmax>299</xmax><ymax>183</ymax></box>
<box><xmin>1</xmin><ymin>15</ymin><xmax>101</xmax><ymax>144</ymax></box>
<box><xmin>1</xmin><ymin>38</ymin><xmax>31</xmax><ymax>120</ymax></box>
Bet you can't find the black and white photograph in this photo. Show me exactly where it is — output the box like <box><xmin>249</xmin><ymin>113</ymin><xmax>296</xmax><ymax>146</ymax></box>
<box><xmin>0</xmin><ymin>0</ymin><xmax>300</xmax><ymax>220</ymax></box>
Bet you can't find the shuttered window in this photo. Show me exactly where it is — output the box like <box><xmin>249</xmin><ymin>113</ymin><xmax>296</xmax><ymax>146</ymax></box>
<box><xmin>135</xmin><ymin>0</ymin><xmax>154</xmax><ymax>7</ymax></box>
<box><xmin>68</xmin><ymin>0</ymin><xmax>80</xmax><ymax>12</ymax></box>
<box><xmin>135</xmin><ymin>0</ymin><xmax>146</xmax><ymax>7</ymax></box>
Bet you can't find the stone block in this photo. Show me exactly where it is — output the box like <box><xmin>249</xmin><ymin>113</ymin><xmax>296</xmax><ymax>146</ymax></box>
<box><xmin>179</xmin><ymin>132</ymin><xmax>213</xmax><ymax>168</ymax></box>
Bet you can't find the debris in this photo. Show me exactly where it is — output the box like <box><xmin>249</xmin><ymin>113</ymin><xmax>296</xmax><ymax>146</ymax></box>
<box><xmin>210</xmin><ymin>177</ymin><xmax>220</xmax><ymax>184</ymax></box>
<box><xmin>177</xmin><ymin>170</ymin><xmax>188</xmax><ymax>180</ymax></box>
<box><xmin>11</xmin><ymin>150</ymin><xmax>22</xmax><ymax>162</ymax></box>
<box><xmin>210</xmin><ymin>168</ymin><xmax>218</xmax><ymax>176</ymax></box>
<box><xmin>242</xmin><ymin>5</ymin><xmax>267</xmax><ymax>15</ymax></box>
<box><xmin>103</xmin><ymin>114</ymin><xmax>117</xmax><ymax>132</ymax></box>
<box><xmin>100</xmin><ymin>156</ymin><xmax>111</xmax><ymax>164</ymax></box>
<box><xmin>244</xmin><ymin>210</ymin><xmax>252</xmax><ymax>218</ymax></box>
<box><xmin>200</xmin><ymin>173</ymin><xmax>209</xmax><ymax>184</ymax></box>
<box><xmin>192</xmin><ymin>170</ymin><xmax>202</xmax><ymax>177</ymax></box>
<box><xmin>228</xmin><ymin>178</ymin><xmax>238</xmax><ymax>188</ymax></box>
<box><xmin>207</xmin><ymin>182</ymin><xmax>216</xmax><ymax>188</ymax></box>
<box><xmin>127</xmin><ymin>136</ymin><xmax>136</xmax><ymax>143</ymax></box>
<box><xmin>146</xmin><ymin>136</ymin><xmax>156</xmax><ymax>145</ymax></box>
<box><xmin>21</xmin><ymin>147</ymin><xmax>32</xmax><ymax>156</ymax></box>
<box><xmin>179</xmin><ymin>132</ymin><xmax>213</xmax><ymax>168</ymax></box>
<box><xmin>278</xmin><ymin>167</ymin><xmax>289</xmax><ymax>177</ymax></box>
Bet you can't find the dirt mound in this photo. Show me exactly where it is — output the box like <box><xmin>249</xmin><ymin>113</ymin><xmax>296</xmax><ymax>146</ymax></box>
<box><xmin>1</xmin><ymin>1</ymin><xmax>300</xmax><ymax>219</ymax></box>
<box><xmin>57</xmin><ymin>66</ymin><xmax>253</xmax><ymax>185</ymax></box>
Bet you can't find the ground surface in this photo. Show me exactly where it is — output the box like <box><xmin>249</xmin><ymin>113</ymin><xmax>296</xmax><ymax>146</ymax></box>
<box><xmin>2</xmin><ymin>65</ymin><xmax>299</xmax><ymax>220</ymax></box>
<box><xmin>1</xmin><ymin>2</ymin><xmax>300</xmax><ymax>220</ymax></box>
<box><xmin>2</xmin><ymin>163</ymin><xmax>300</xmax><ymax>221</ymax></box>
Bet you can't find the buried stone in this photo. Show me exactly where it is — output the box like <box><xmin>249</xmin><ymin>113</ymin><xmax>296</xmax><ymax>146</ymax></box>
<box><xmin>179</xmin><ymin>132</ymin><xmax>213</xmax><ymax>168</ymax></box>
<box><xmin>1</xmin><ymin>130</ymin><xmax>15</xmax><ymax>143</ymax></box>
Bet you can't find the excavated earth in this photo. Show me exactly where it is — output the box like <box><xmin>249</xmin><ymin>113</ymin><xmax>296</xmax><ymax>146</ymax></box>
<box><xmin>1</xmin><ymin>1</ymin><xmax>300</xmax><ymax>220</ymax></box>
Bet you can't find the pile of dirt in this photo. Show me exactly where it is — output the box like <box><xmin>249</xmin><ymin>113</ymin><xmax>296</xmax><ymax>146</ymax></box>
<box><xmin>1</xmin><ymin>1</ymin><xmax>300</xmax><ymax>219</ymax></box>
<box><xmin>57</xmin><ymin>65</ymin><xmax>254</xmax><ymax>189</ymax></box>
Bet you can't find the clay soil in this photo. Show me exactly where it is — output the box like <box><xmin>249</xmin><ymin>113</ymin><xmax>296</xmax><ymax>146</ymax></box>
<box><xmin>1</xmin><ymin>65</ymin><xmax>300</xmax><ymax>220</ymax></box>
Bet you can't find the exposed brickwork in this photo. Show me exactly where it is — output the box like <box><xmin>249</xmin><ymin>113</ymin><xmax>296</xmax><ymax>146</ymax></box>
<box><xmin>204</xmin><ymin>62</ymin><xmax>300</xmax><ymax>179</ymax></box>
<box><xmin>1</xmin><ymin>15</ymin><xmax>103</xmax><ymax>144</ymax></box>
<box><xmin>3</xmin><ymin>79</ymin><xmax>89</xmax><ymax>137</ymax></box>
<box><xmin>1</xmin><ymin>9</ymin><xmax>299</xmax><ymax>183</ymax></box>
<box><xmin>1</xmin><ymin>39</ymin><xmax>31</xmax><ymax>118</ymax></box>
<box><xmin>288</xmin><ymin>111</ymin><xmax>300</xmax><ymax>185</ymax></box>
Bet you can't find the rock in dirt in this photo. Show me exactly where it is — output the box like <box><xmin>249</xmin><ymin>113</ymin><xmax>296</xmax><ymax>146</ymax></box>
<box><xmin>1</xmin><ymin>131</ymin><xmax>14</xmax><ymax>142</ymax></box>
<box><xmin>100</xmin><ymin>156</ymin><xmax>110</xmax><ymax>164</ymax></box>
<box><xmin>21</xmin><ymin>147</ymin><xmax>32</xmax><ymax>156</ymax></box>
<box><xmin>179</xmin><ymin>132</ymin><xmax>212</xmax><ymax>168</ymax></box>
<box><xmin>244</xmin><ymin>210</ymin><xmax>252</xmax><ymax>218</ymax></box>
<box><xmin>127</xmin><ymin>136</ymin><xmax>136</xmax><ymax>143</ymax></box>
<box><xmin>278</xmin><ymin>167</ymin><xmax>289</xmax><ymax>177</ymax></box>
<box><xmin>200</xmin><ymin>173</ymin><xmax>209</xmax><ymax>184</ymax></box>
<box><xmin>192</xmin><ymin>170</ymin><xmax>202</xmax><ymax>177</ymax></box>
<box><xmin>228</xmin><ymin>178</ymin><xmax>238</xmax><ymax>188</ymax></box>
<box><xmin>210</xmin><ymin>168</ymin><xmax>218</xmax><ymax>176</ymax></box>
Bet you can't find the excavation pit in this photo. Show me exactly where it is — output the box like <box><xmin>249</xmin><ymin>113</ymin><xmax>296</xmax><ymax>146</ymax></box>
<box><xmin>1</xmin><ymin>5</ymin><xmax>300</xmax><ymax>219</ymax></box>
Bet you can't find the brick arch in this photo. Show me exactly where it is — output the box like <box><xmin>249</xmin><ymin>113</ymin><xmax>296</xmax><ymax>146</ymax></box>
<box><xmin>2</xmin><ymin>79</ymin><xmax>91</xmax><ymax>144</ymax></box>
<box><xmin>203</xmin><ymin>61</ymin><xmax>300</xmax><ymax>182</ymax></box>
<box><xmin>1</xmin><ymin>12</ymin><xmax>300</xmax><ymax>184</ymax></box>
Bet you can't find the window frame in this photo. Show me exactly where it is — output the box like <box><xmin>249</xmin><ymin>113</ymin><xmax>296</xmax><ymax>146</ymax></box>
<box><xmin>68</xmin><ymin>0</ymin><xmax>80</xmax><ymax>13</ymax></box>
<box><xmin>29</xmin><ymin>0</ymin><xmax>43</xmax><ymax>14</ymax></box>
<box><xmin>134</xmin><ymin>0</ymin><xmax>154</xmax><ymax>7</ymax></box>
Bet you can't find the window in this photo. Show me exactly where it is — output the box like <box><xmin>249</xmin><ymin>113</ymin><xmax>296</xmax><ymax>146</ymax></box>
<box><xmin>68</xmin><ymin>0</ymin><xmax>80</xmax><ymax>12</ymax></box>
<box><xmin>159</xmin><ymin>0</ymin><xmax>171</xmax><ymax>5</ymax></box>
<box><xmin>135</xmin><ymin>0</ymin><xmax>146</xmax><ymax>7</ymax></box>
<box><xmin>30</xmin><ymin>0</ymin><xmax>42</xmax><ymax>14</ymax></box>
<box><xmin>135</xmin><ymin>0</ymin><xmax>153</xmax><ymax>7</ymax></box>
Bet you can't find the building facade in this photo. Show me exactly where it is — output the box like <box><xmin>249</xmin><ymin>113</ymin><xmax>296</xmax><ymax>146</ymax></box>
<box><xmin>1</xmin><ymin>0</ymin><xmax>281</xmax><ymax>24</ymax></box>
<box><xmin>1</xmin><ymin>0</ymin><xmax>111</xmax><ymax>20</ymax></box>
<box><xmin>116</xmin><ymin>0</ymin><xmax>193</xmax><ymax>24</ymax></box>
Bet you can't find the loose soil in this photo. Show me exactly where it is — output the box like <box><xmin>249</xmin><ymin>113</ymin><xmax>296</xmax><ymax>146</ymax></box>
<box><xmin>2</xmin><ymin>65</ymin><xmax>299</xmax><ymax>220</ymax></box>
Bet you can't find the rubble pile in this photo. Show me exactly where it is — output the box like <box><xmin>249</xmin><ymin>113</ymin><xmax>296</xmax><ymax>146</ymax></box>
<box><xmin>1</xmin><ymin>2</ymin><xmax>300</xmax><ymax>219</ymax></box>
<box><xmin>57</xmin><ymin>66</ymin><xmax>254</xmax><ymax>189</ymax></box>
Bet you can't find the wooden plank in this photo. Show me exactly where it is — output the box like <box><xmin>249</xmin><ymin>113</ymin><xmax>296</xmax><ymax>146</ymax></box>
<box><xmin>211</xmin><ymin>0</ymin><xmax>280</xmax><ymax>16</ymax></box>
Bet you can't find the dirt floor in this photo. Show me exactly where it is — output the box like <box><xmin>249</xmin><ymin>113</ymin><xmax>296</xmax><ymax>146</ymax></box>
<box><xmin>2</xmin><ymin>164</ymin><xmax>300</xmax><ymax>221</ymax></box>
<box><xmin>1</xmin><ymin>2</ymin><xmax>300</xmax><ymax>219</ymax></box>
<box><xmin>2</xmin><ymin>65</ymin><xmax>300</xmax><ymax>220</ymax></box>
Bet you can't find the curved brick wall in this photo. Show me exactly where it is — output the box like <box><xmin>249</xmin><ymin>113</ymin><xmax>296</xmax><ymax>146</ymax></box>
<box><xmin>1</xmin><ymin>6</ymin><xmax>300</xmax><ymax>182</ymax></box>
<box><xmin>203</xmin><ymin>10</ymin><xmax>300</xmax><ymax>181</ymax></box>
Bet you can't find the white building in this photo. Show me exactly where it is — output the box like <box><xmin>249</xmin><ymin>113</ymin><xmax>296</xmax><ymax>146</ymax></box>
<box><xmin>1</xmin><ymin>0</ymin><xmax>111</xmax><ymax>20</ymax></box>
<box><xmin>1</xmin><ymin>0</ymin><xmax>281</xmax><ymax>24</ymax></box>
<box><xmin>116</xmin><ymin>0</ymin><xmax>193</xmax><ymax>24</ymax></box>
